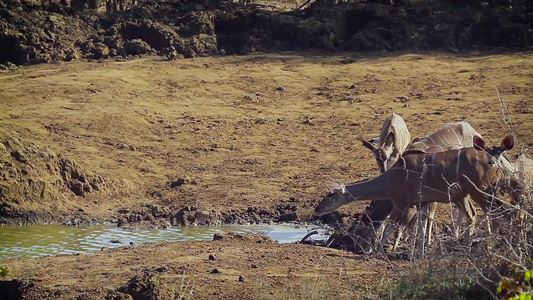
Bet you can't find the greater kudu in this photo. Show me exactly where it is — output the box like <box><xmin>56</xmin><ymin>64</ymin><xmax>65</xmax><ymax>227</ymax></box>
<box><xmin>357</xmin><ymin>119</ymin><xmax>481</xmax><ymax>253</ymax></box>
<box><xmin>316</xmin><ymin>136</ymin><xmax>517</xmax><ymax>257</ymax></box>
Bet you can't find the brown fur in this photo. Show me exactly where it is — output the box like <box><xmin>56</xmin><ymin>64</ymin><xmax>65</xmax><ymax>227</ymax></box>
<box><xmin>317</xmin><ymin>136</ymin><xmax>517</xmax><ymax>256</ymax></box>
<box><xmin>358</xmin><ymin>120</ymin><xmax>482</xmax><ymax>252</ymax></box>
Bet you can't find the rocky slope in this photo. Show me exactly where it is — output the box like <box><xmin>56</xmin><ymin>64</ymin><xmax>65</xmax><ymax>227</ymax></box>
<box><xmin>1</xmin><ymin>0</ymin><xmax>532</xmax><ymax>67</ymax></box>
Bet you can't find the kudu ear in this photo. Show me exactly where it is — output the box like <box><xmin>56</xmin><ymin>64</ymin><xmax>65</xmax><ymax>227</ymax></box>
<box><xmin>359</xmin><ymin>138</ymin><xmax>376</xmax><ymax>151</ymax></box>
<box><xmin>473</xmin><ymin>136</ymin><xmax>485</xmax><ymax>150</ymax></box>
<box><xmin>500</xmin><ymin>135</ymin><xmax>514</xmax><ymax>151</ymax></box>
<box><xmin>324</xmin><ymin>180</ymin><xmax>346</xmax><ymax>193</ymax></box>
<box><xmin>383</xmin><ymin>132</ymin><xmax>395</xmax><ymax>148</ymax></box>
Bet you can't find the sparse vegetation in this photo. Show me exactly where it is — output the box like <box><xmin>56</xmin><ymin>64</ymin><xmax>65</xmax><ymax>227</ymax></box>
<box><xmin>0</xmin><ymin>264</ymin><xmax>8</xmax><ymax>278</ymax></box>
<box><xmin>497</xmin><ymin>268</ymin><xmax>533</xmax><ymax>300</ymax></box>
<box><xmin>374</xmin><ymin>262</ymin><xmax>476</xmax><ymax>300</ymax></box>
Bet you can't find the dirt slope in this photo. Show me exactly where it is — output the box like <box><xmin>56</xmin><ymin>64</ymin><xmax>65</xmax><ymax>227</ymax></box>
<box><xmin>0</xmin><ymin>51</ymin><xmax>532</xmax><ymax>228</ymax></box>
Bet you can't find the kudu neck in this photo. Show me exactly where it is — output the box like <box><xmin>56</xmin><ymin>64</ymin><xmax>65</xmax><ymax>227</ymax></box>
<box><xmin>343</xmin><ymin>172</ymin><xmax>391</xmax><ymax>202</ymax></box>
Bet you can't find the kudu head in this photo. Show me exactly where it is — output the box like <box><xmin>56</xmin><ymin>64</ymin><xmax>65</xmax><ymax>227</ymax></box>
<box><xmin>314</xmin><ymin>180</ymin><xmax>351</xmax><ymax>217</ymax></box>
<box><xmin>359</xmin><ymin>132</ymin><xmax>397</xmax><ymax>173</ymax></box>
<box><xmin>473</xmin><ymin>135</ymin><xmax>515</xmax><ymax>166</ymax></box>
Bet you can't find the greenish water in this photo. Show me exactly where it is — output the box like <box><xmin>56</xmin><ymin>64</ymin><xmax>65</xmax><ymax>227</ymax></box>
<box><xmin>0</xmin><ymin>224</ymin><xmax>325</xmax><ymax>259</ymax></box>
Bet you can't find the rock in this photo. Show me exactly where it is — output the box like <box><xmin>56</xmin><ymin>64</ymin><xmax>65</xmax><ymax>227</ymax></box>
<box><xmin>211</xmin><ymin>268</ymin><xmax>221</xmax><ymax>274</ymax></box>
<box><xmin>65</xmin><ymin>49</ymin><xmax>82</xmax><ymax>61</ymax></box>
<box><xmin>208</xmin><ymin>254</ymin><xmax>216</xmax><ymax>260</ymax></box>
<box><xmin>68</xmin><ymin>179</ymin><xmax>91</xmax><ymax>197</ymax></box>
<box><xmin>0</xmin><ymin>62</ymin><xmax>18</xmax><ymax>70</ymax></box>
<box><xmin>169</xmin><ymin>177</ymin><xmax>195</xmax><ymax>188</ymax></box>
<box><xmin>155</xmin><ymin>266</ymin><xmax>169</xmax><ymax>272</ymax></box>
<box><xmin>238</xmin><ymin>275</ymin><xmax>245</xmax><ymax>282</ymax></box>
<box><xmin>161</xmin><ymin>46</ymin><xmax>178</xmax><ymax>60</ymax></box>
<box><xmin>170</xmin><ymin>178</ymin><xmax>186</xmax><ymax>188</ymax></box>
<box><xmin>105</xmin><ymin>292</ymin><xmax>133</xmax><ymax>300</ymax></box>
<box><xmin>124</xmin><ymin>39</ymin><xmax>152</xmax><ymax>55</ymax></box>
<box><xmin>151</xmin><ymin>205</ymin><xmax>160</xmax><ymax>215</ymax></box>
<box><xmin>10</xmin><ymin>150</ymin><xmax>27</xmax><ymax>162</ymax></box>
<box><xmin>183</xmin><ymin>48</ymin><xmax>196</xmax><ymax>59</ymax></box>
<box><xmin>117</xmin><ymin>144</ymin><xmax>136</xmax><ymax>151</ymax></box>
<box><xmin>118</xmin><ymin>272</ymin><xmax>174</xmax><ymax>299</ymax></box>
<box><xmin>117</xmin><ymin>218</ymin><xmax>126</xmax><ymax>227</ymax></box>
<box><xmin>93</xmin><ymin>43</ymin><xmax>110</xmax><ymax>59</ymax></box>
<box><xmin>239</xmin><ymin>46</ymin><xmax>251</xmax><ymax>55</ymax></box>
<box><xmin>277</xmin><ymin>212</ymin><xmax>298</xmax><ymax>222</ymax></box>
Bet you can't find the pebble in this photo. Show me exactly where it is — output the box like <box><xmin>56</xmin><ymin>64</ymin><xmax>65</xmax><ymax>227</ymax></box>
<box><xmin>155</xmin><ymin>266</ymin><xmax>169</xmax><ymax>272</ymax></box>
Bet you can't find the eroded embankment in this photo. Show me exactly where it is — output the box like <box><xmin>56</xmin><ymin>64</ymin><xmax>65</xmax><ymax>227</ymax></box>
<box><xmin>0</xmin><ymin>134</ymin><xmax>319</xmax><ymax>226</ymax></box>
<box><xmin>1</xmin><ymin>0</ymin><xmax>532</xmax><ymax>67</ymax></box>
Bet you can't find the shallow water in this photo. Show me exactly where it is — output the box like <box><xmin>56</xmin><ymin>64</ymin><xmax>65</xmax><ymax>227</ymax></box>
<box><xmin>0</xmin><ymin>224</ymin><xmax>326</xmax><ymax>259</ymax></box>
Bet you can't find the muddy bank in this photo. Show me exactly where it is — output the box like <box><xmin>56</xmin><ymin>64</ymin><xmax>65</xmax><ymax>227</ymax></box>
<box><xmin>0</xmin><ymin>233</ymin><xmax>407</xmax><ymax>299</ymax></box>
<box><xmin>0</xmin><ymin>134</ymin><xmax>318</xmax><ymax>226</ymax></box>
<box><xmin>1</xmin><ymin>0</ymin><xmax>532</xmax><ymax>66</ymax></box>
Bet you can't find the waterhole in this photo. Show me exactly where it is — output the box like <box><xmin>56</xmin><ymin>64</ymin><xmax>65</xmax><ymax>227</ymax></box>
<box><xmin>0</xmin><ymin>224</ymin><xmax>326</xmax><ymax>259</ymax></box>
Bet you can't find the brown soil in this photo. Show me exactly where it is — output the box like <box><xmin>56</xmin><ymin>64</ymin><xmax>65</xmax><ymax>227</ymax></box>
<box><xmin>0</xmin><ymin>51</ymin><xmax>532</xmax><ymax>298</ymax></box>
<box><xmin>1</xmin><ymin>233</ymin><xmax>409</xmax><ymax>299</ymax></box>
<box><xmin>1</xmin><ymin>51</ymin><xmax>532</xmax><ymax>227</ymax></box>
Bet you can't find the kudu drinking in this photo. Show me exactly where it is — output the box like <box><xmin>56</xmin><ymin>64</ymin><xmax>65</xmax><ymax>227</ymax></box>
<box><xmin>356</xmin><ymin>119</ymin><xmax>481</xmax><ymax>253</ymax></box>
<box><xmin>316</xmin><ymin>135</ymin><xmax>517</xmax><ymax>257</ymax></box>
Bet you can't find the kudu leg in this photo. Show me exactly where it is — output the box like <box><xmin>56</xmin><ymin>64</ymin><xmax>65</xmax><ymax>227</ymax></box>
<box><xmin>425</xmin><ymin>202</ymin><xmax>437</xmax><ymax>246</ymax></box>
<box><xmin>391</xmin><ymin>206</ymin><xmax>416</xmax><ymax>253</ymax></box>
<box><xmin>393</xmin><ymin>202</ymin><xmax>434</xmax><ymax>253</ymax></box>
<box><xmin>453</xmin><ymin>199</ymin><xmax>466</xmax><ymax>237</ymax></box>
<box><xmin>380</xmin><ymin>206</ymin><xmax>409</xmax><ymax>253</ymax></box>
<box><xmin>466</xmin><ymin>183</ymin><xmax>507</xmax><ymax>235</ymax></box>
<box><xmin>448</xmin><ymin>196</ymin><xmax>477</xmax><ymax>241</ymax></box>
<box><xmin>416</xmin><ymin>203</ymin><xmax>432</xmax><ymax>258</ymax></box>
<box><xmin>391</xmin><ymin>229</ymin><xmax>403</xmax><ymax>253</ymax></box>
<box><xmin>462</xmin><ymin>198</ymin><xmax>477</xmax><ymax>241</ymax></box>
<box><xmin>455</xmin><ymin>210</ymin><xmax>464</xmax><ymax>238</ymax></box>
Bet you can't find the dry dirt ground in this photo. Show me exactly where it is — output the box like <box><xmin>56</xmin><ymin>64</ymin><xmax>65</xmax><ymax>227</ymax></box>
<box><xmin>0</xmin><ymin>51</ymin><xmax>532</xmax><ymax>298</ymax></box>
<box><xmin>2</xmin><ymin>233</ymin><xmax>409</xmax><ymax>299</ymax></box>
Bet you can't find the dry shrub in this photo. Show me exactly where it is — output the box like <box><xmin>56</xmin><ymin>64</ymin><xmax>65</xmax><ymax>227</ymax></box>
<box><xmin>379</xmin><ymin>141</ymin><xmax>533</xmax><ymax>299</ymax></box>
